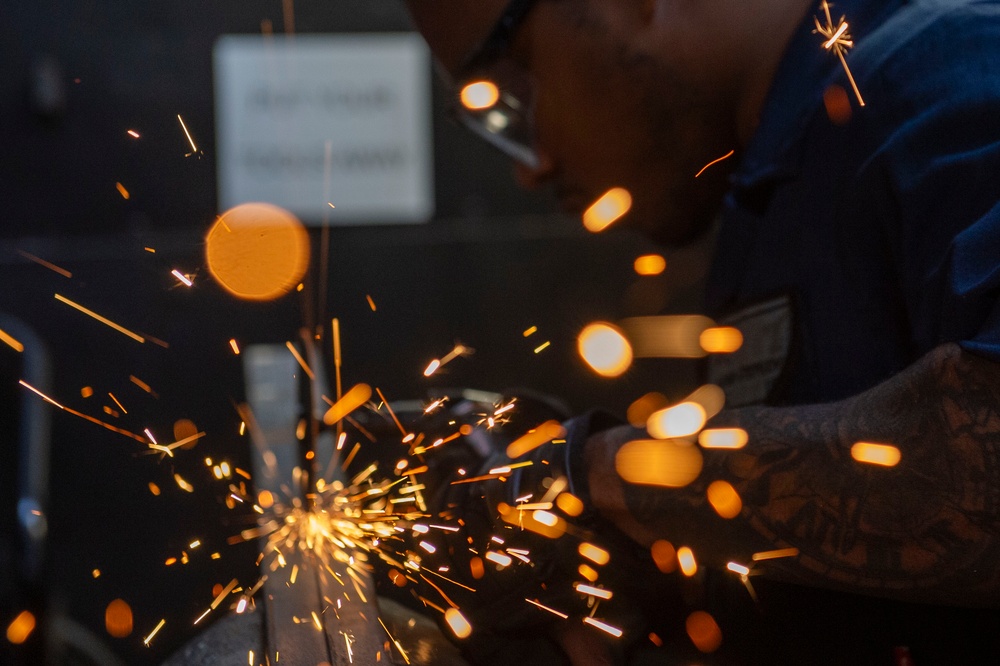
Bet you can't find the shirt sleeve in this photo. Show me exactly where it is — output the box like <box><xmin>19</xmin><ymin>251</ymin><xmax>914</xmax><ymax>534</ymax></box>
<box><xmin>854</xmin><ymin>0</ymin><xmax>1000</xmax><ymax>362</ymax></box>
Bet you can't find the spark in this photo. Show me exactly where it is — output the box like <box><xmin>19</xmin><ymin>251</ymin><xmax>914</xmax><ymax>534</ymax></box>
<box><xmin>189</xmin><ymin>540</ymin><xmax>201</xmax><ymax>549</ymax></box>
<box><xmin>176</xmin><ymin>114</ymin><xmax>200</xmax><ymax>154</ymax></box>
<box><xmin>19</xmin><ymin>380</ymin><xmax>65</xmax><ymax>409</ymax></box>
<box><xmin>375</xmin><ymin>387</ymin><xmax>408</xmax><ymax>436</ymax></box>
<box><xmin>54</xmin><ymin>293</ymin><xmax>145</xmax><ymax>343</ymax></box>
<box><xmin>142</xmin><ymin>618</ymin><xmax>165</xmax><ymax>647</ymax></box>
<box><xmin>485</xmin><ymin>552</ymin><xmax>512</xmax><ymax>567</ymax></box>
<box><xmin>116</xmin><ymin>182</ymin><xmax>130</xmax><ymax>199</ymax></box>
<box><xmin>727</xmin><ymin>562</ymin><xmax>751</xmax><ymax>576</ymax></box>
<box><xmin>211</xmin><ymin>579</ymin><xmax>239</xmax><ymax>610</ymax></box>
<box><xmin>533</xmin><ymin>341</ymin><xmax>551</xmax><ymax>354</ymax></box>
<box><xmin>366</xmin><ymin>294</ymin><xmax>377</xmax><ymax>311</ymax></box>
<box><xmin>0</xmin><ymin>328</ymin><xmax>25</xmax><ymax>352</ymax></box>
<box><xmin>752</xmin><ymin>547</ymin><xmax>800</xmax><ymax>561</ymax></box>
<box><xmin>174</xmin><ymin>473</ymin><xmax>194</xmax><ymax>492</ymax></box>
<box><xmin>377</xmin><ymin>617</ymin><xmax>411</xmax><ymax>664</ymax></box>
<box><xmin>694</xmin><ymin>149</ymin><xmax>735</xmax><ymax>178</ymax></box>
<box><xmin>108</xmin><ymin>392</ymin><xmax>128</xmax><ymax>414</ymax></box>
<box><xmin>285</xmin><ymin>341</ymin><xmax>315</xmax><ymax>380</ymax></box>
<box><xmin>130</xmin><ymin>375</ymin><xmax>154</xmax><ymax>394</ymax></box>
<box><xmin>229</xmin><ymin>339</ymin><xmax>241</xmax><ymax>354</ymax></box>
<box><xmin>144</xmin><ymin>247</ymin><xmax>156</xmax><ymax>253</ymax></box>
<box><xmin>583</xmin><ymin>617</ymin><xmax>623</xmax><ymax>638</ymax></box>
<box><xmin>814</xmin><ymin>0</ymin><xmax>865</xmax><ymax>106</ymax></box>
<box><xmin>127</xmin><ymin>129</ymin><xmax>140</xmax><ymax>138</ymax></box>
<box><xmin>17</xmin><ymin>250</ymin><xmax>72</xmax><ymax>277</ymax></box>
<box><xmin>526</xmin><ymin>598</ymin><xmax>569</xmax><ymax>619</ymax></box>
<box><xmin>171</xmin><ymin>269</ymin><xmax>194</xmax><ymax>287</ymax></box>
<box><xmin>575</xmin><ymin>584</ymin><xmax>612</xmax><ymax>600</ymax></box>
<box><xmin>20</xmin><ymin>380</ymin><xmax>147</xmax><ymax>442</ymax></box>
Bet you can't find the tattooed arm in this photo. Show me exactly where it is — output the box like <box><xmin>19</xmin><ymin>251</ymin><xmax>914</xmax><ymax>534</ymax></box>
<box><xmin>584</xmin><ymin>343</ymin><xmax>1000</xmax><ymax>607</ymax></box>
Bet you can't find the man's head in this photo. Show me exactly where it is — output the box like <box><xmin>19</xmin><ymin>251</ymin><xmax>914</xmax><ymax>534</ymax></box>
<box><xmin>406</xmin><ymin>0</ymin><xmax>812</xmax><ymax>245</ymax></box>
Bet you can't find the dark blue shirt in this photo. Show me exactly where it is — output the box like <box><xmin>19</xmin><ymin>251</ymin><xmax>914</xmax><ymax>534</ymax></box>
<box><xmin>706</xmin><ymin>0</ymin><xmax>1000</xmax><ymax>406</ymax></box>
<box><xmin>697</xmin><ymin>1</ymin><xmax>1000</xmax><ymax>662</ymax></box>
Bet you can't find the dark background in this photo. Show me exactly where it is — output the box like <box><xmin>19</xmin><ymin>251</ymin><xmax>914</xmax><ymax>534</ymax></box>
<box><xmin>0</xmin><ymin>1</ymin><xmax>706</xmax><ymax>663</ymax></box>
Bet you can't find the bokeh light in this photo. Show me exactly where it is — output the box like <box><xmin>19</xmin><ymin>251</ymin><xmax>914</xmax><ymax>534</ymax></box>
<box><xmin>633</xmin><ymin>254</ymin><xmax>666</xmax><ymax>276</ymax></box>
<box><xmin>615</xmin><ymin>439</ymin><xmax>704</xmax><ymax>487</ymax></box>
<box><xmin>699</xmin><ymin>326</ymin><xmax>744</xmax><ymax>353</ymax></box>
<box><xmin>582</xmin><ymin>187</ymin><xmax>632</xmax><ymax>232</ymax></box>
<box><xmin>205</xmin><ymin>202</ymin><xmax>310</xmax><ymax>301</ymax></box>
<box><xmin>706</xmin><ymin>480</ymin><xmax>743</xmax><ymax>519</ymax></box>
<box><xmin>647</xmin><ymin>402</ymin><xmax>707</xmax><ymax>439</ymax></box>
<box><xmin>677</xmin><ymin>546</ymin><xmax>698</xmax><ymax>577</ymax></box>
<box><xmin>685</xmin><ymin>384</ymin><xmax>726</xmax><ymax>419</ymax></box>
<box><xmin>685</xmin><ymin>610</ymin><xmax>722</xmax><ymax>653</ymax></box>
<box><xmin>650</xmin><ymin>540</ymin><xmax>677</xmax><ymax>573</ymax></box>
<box><xmin>173</xmin><ymin>418</ymin><xmax>199</xmax><ymax>449</ymax></box>
<box><xmin>698</xmin><ymin>428</ymin><xmax>749</xmax><ymax>449</ymax></box>
<box><xmin>851</xmin><ymin>442</ymin><xmax>901</xmax><ymax>467</ymax></box>
<box><xmin>578</xmin><ymin>322</ymin><xmax>633</xmax><ymax>377</ymax></box>
<box><xmin>627</xmin><ymin>392</ymin><xmax>670</xmax><ymax>427</ymax></box>
<box><xmin>104</xmin><ymin>599</ymin><xmax>134</xmax><ymax>638</ymax></box>
<box><xmin>6</xmin><ymin>610</ymin><xmax>36</xmax><ymax>645</ymax></box>
<box><xmin>460</xmin><ymin>81</ymin><xmax>500</xmax><ymax>111</ymax></box>
<box><xmin>620</xmin><ymin>315</ymin><xmax>715</xmax><ymax>358</ymax></box>
<box><xmin>444</xmin><ymin>608</ymin><xmax>472</xmax><ymax>639</ymax></box>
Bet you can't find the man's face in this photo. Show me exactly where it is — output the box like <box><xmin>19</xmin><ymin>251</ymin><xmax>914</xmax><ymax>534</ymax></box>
<box><xmin>407</xmin><ymin>0</ymin><xmax>742</xmax><ymax>246</ymax></box>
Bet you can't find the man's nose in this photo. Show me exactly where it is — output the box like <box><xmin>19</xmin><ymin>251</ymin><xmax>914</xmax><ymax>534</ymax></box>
<box><xmin>513</xmin><ymin>150</ymin><xmax>555</xmax><ymax>190</ymax></box>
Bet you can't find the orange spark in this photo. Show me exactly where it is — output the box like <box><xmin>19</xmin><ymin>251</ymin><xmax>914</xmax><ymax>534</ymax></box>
<box><xmin>54</xmin><ymin>294</ymin><xmax>145</xmax><ymax>343</ymax></box>
<box><xmin>17</xmin><ymin>250</ymin><xmax>72</xmax><ymax>277</ymax></box>
<box><xmin>127</xmin><ymin>129</ymin><xmax>140</xmax><ymax>138</ymax></box>
<box><xmin>695</xmin><ymin>149</ymin><xmax>735</xmax><ymax>178</ymax></box>
<box><xmin>583</xmin><ymin>617</ymin><xmax>623</xmax><ymax>638</ymax></box>
<box><xmin>177</xmin><ymin>114</ymin><xmax>199</xmax><ymax>154</ymax></box>
<box><xmin>285</xmin><ymin>341</ymin><xmax>315</xmax><ymax>380</ymax></box>
<box><xmin>0</xmin><ymin>328</ymin><xmax>24</xmax><ymax>352</ymax></box>
<box><xmin>142</xmin><ymin>618</ymin><xmax>165</xmax><ymax>647</ymax></box>
<box><xmin>229</xmin><ymin>339</ymin><xmax>241</xmax><ymax>355</ymax></box>
<box><xmin>116</xmin><ymin>182</ymin><xmax>130</xmax><ymax>199</ymax></box>
<box><xmin>171</xmin><ymin>270</ymin><xmax>193</xmax><ymax>287</ymax></box>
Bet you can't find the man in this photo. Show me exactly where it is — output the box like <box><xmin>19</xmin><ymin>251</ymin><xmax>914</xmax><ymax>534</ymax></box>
<box><xmin>405</xmin><ymin>0</ymin><xmax>1000</xmax><ymax>663</ymax></box>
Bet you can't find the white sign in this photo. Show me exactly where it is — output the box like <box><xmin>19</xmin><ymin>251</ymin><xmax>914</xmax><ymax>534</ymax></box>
<box><xmin>214</xmin><ymin>34</ymin><xmax>434</xmax><ymax>225</ymax></box>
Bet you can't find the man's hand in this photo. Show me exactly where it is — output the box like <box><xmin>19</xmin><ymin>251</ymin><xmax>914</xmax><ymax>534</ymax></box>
<box><xmin>585</xmin><ymin>343</ymin><xmax>1000</xmax><ymax>607</ymax></box>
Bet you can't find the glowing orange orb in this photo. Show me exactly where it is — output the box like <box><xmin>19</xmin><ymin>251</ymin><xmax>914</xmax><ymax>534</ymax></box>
<box><xmin>205</xmin><ymin>203</ymin><xmax>309</xmax><ymax>301</ymax></box>
<box><xmin>460</xmin><ymin>81</ymin><xmax>500</xmax><ymax>110</ymax></box>
<box><xmin>578</xmin><ymin>322</ymin><xmax>633</xmax><ymax>377</ymax></box>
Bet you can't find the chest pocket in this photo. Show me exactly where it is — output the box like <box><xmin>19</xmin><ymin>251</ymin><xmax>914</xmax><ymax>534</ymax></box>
<box><xmin>705</xmin><ymin>294</ymin><xmax>795</xmax><ymax>407</ymax></box>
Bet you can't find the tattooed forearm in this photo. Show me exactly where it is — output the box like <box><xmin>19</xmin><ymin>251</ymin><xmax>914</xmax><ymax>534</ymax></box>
<box><xmin>585</xmin><ymin>343</ymin><xmax>1000</xmax><ymax>606</ymax></box>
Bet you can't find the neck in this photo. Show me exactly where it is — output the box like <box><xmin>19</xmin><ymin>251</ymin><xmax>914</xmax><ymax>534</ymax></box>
<box><xmin>734</xmin><ymin>0</ymin><xmax>817</xmax><ymax>145</ymax></box>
